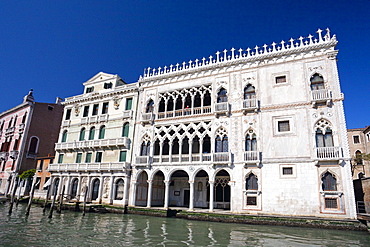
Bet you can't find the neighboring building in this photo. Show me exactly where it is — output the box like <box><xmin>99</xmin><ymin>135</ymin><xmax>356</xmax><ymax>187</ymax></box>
<box><xmin>128</xmin><ymin>29</ymin><xmax>356</xmax><ymax>220</ymax></box>
<box><xmin>348</xmin><ymin>126</ymin><xmax>370</xmax><ymax>213</ymax></box>
<box><xmin>33</xmin><ymin>155</ymin><xmax>54</xmax><ymax>198</ymax></box>
<box><xmin>0</xmin><ymin>90</ymin><xmax>63</xmax><ymax>195</ymax></box>
<box><xmin>347</xmin><ymin>127</ymin><xmax>370</xmax><ymax>179</ymax></box>
<box><xmin>48</xmin><ymin>72</ymin><xmax>138</xmax><ymax>205</ymax></box>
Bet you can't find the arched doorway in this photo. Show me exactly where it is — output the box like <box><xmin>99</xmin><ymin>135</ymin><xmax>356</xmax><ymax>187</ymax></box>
<box><xmin>114</xmin><ymin>179</ymin><xmax>125</xmax><ymax>200</ymax></box>
<box><xmin>194</xmin><ymin>170</ymin><xmax>209</xmax><ymax>208</ymax></box>
<box><xmin>210</xmin><ymin>170</ymin><xmax>230</xmax><ymax>210</ymax></box>
<box><xmin>169</xmin><ymin>170</ymin><xmax>189</xmax><ymax>207</ymax></box>
<box><xmin>91</xmin><ymin>179</ymin><xmax>100</xmax><ymax>201</ymax></box>
<box><xmin>135</xmin><ymin>171</ymin><xmax>148</xmax><ymax>206</ymax></box>
<box><xmin>70</xmin><ymin>178</ymin><xmax>78</xmax><ymax>199</ymax></box>
<box><xmin>151</xmin><ymin>170</ymin><xmax>165</xmax><ymax>207</ymax></box>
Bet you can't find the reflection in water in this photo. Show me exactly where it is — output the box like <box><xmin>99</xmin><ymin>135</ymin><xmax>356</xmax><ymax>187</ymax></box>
<box><xmin>0</xmin><ymin>203</ymin><xmax>369</xmax><ymax>246</ymax></box>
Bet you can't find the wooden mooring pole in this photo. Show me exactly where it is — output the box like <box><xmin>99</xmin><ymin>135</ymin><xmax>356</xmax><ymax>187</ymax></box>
<box><xmin>43</xmin><ymin>185</ymin><xmax>51</xmax><ymax>213</ymax></box>
<box><xmin>48</xmin><ymin>186</ymin><xmax>58</xmax><ymax>219</ymax></box>
<box><xmin>57</xmin><ymin>185</ymin><xmax>65</xmax><ymax>213</ymax></box>
<box><xmin>25</xmin><ymin>177</ymin><xmax>38</xmax><ymax>215</ymax></box>
<box><xmin>82</xmin><ymin>186</ymin><xmax>88</xmax><ymax>216</ymax></box>
<box><xmin>8</xmin><ymin>177</ymin><xmax>19</xmax><ymax>215</ymax></box>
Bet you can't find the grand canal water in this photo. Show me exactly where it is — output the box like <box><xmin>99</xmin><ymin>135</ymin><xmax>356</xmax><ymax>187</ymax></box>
<box><xmin>0</xmin><ymin>203</ymin><xmax>369</xmax><ymax>246</ymax></box>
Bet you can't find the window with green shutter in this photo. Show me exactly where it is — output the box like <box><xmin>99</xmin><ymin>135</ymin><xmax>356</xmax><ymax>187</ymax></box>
<box><xmin>119</xmin><ymin>151</ymin><xmax>127</xmax><ymax>162</ymax></box>
<box><xmin>76</xmin><ymin>153</ymin><xmax>82</xmax><ymax>163</ymax></box>
<box><xmin>126</xmin><ymin>98</ymin><xmax>133</xmax><ymax>110</ymax></box>
<box><xmin>85</xmin><ymin>153</ymin><xmax>92</xmax><ymax>163</ymax></box>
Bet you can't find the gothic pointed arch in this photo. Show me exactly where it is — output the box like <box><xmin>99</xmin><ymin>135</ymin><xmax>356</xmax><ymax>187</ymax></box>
<box><xmin>315</xmin><ymin>119</ymin><xmax>333</xmax><ymax>147</ymax></box>
<box><xmin>310</xmin><ymin>73</ymin><xmax>325</xmax><ymax>90</ymax></box>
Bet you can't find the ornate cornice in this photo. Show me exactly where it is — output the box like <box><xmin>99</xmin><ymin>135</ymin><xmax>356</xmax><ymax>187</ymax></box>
<box><xmin>140</xmin><ymin>29</ymin><xmax>337</xmax><ymax>84</ymax></box>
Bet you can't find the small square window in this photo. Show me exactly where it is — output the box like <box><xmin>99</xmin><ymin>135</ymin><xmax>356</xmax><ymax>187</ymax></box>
<box><xmin>86</xmin><ymin>87</ymin><xmax>94</xmax><ymax>93</ymax></box>
<box><xmin>278</xmin><ymin>121</ymin><xmax>290</xmax><ymax>132</ymax></box>
<box><xmin>353</xmin><ymin>135</ymin><xmax>360</xmax><ymax>144</ymax></box>
<box><xmin>246</xmin><ymin>196</ymin><xmax>257</xmax><ymax>206</ymax></box>
<box><xmin>325</xmin><ymin>198</ymin><xmax>338</xmax><ymax>209</ymax></box>
<box><xmin>282</xmin><ymin>167</ymin><xmax>293</xmax><ymax>175</ymax></box>
<box><xmin>276</xmin><ymin>76</ymin><xmax>287</xmax><ymax>84</ymax></box>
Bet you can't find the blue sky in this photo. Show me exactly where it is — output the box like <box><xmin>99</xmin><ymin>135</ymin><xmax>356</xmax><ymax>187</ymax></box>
<box><xmin>0</xmin><ymin>1</ymin><xmax>369</xmax><ymax>129</ymax></box>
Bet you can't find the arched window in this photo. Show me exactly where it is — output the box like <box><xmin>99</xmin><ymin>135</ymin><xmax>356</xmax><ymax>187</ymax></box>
<box><xmin>91</xmin><ymin>179</ymin><xmax>100</xmax><ymax>200</ymax></box>
<box><xmin>185</xmin><ymin>94</ymin><xmax>192</xmax><ymax>109</ymax></box>
<box><xmin>244</xmin><ymin>85</ymin><xmax>256</xmax><ymax>99</ymax></box>
<box><xmin>310</xmin><ymin>73</ymin><xmax>325</xmax><ymax>90</ymax></box>
<box><xmin>192</xmin><ymin>136</ymin><xmax>200</xmax><ymax>154</ymax></box>
<box><xmin>315</xmin><ymin>120</ymin><xmax>334</xmax><ymax>147</ymax></box>
<box><xmin>115</xmin><ymin>179</ymin><xmax>125</xmax><ymax>200</ymax></box>
<box><xmin>167</xmin><ymin>98</ymin><xmax>174</xmax><ymax>111</ymax></box>
<box><xmin>162</xmin><ymin>138</ymin><xmax>170</xmax><ymax>155</ymax></box>
<box><xmin>70</xmin><ymin>178</ymin><xmax>79</xmax><ymax>198</ymax></box>
<box><xmin>79</xmin><ymin>128</ymin><xmax>86</xmax><ymax>141</ymax></box>
<box><xmin>203</xmin><ymin>91</ymin><xmax>211</xmax><ymax>106</ymax></box>
<box><xmin>322</xmin><ymin>172</ymin><xmax>337</xmax><ymax>191</ymax></box>
<box><xmin>140</xmin><ymin>141</ymin><xmax>150</xmax><ymax>156</ymax></box>
<box><xmin>203</xmin><ymin>135</ymin><xmax>211</xmax><ymax>153</ymax></box>
<box><xmin>61</xmin><ymin>130</ymin><xmax>68</xmax><ymax>143</ymax></box>
<box><xmin>154</xmin><ymin>139</ymin><xmax>160</xmax><ymax>155</ymax></box>
<box><xmin>172</xmin><ymin>137</ymin><xmax>179</xmax><ymax>154</ymax></box>
<box><xmin>28</xmin><ymin>137</ymin><xmax>39</xmax><ymax>154</ymax></box>
<box><xmin>246</xmin><ymin>173</ymin><xmax>258</xmax><ymax>190</ymax></box>
<box><xmin>194</xmin><ymin>92</ymin><xmax>201</xmax><ymax>107</ymax></box>
<box><xmin>89</xmin><ymin>127</ymin><xmax>95</xmax><ymax>140</ymax></box>
<box><xmin>175</xmin><ymin>97</ymin><xmax>182</xmax><ymax>110</ymax></box>
<box><xmin>245</xmin><ymin>132</ymin><xmax>257</xmax><ymax>151</ymax></box>
<box><xmin>146</xmin><ymin>99</ymin><xmax>154</xmax><ymax>113</ymax></box>
<box><xmin>316</xmin><ymin>128</ymin><xmax>333</xmax><ymax>147</ymax></box>
<box><xmin>122</xmin><ymin>123</ymin><xmax>129</xmax><ymax>137</ymax></box>
<box><xmin>355</xmin><ymin>150</ymin><xmax>363</xmax><ymax>165</ymax></box>
<box><xmin>215</xmin><ymin>136</ymin><xmax>228</xmax><ymax>152</ymax></box>
<box><xmin>217</xmin><ymin>88</ymin><xmax>227</xmax><ymax>103</ymax></box>
<box><xmin>182</xmin><ymin>137</ymin><xmax>189</xmax><ymax>154</ymax></box>
<box><xmin>99</xmin><ymin>126</ymin><xmax>106</xmax><ymax>139</ymax></box>
<box><xmin>158</xmin><ymin>98</ymin><xmax>165</xmax><ymax>112</ymax></box>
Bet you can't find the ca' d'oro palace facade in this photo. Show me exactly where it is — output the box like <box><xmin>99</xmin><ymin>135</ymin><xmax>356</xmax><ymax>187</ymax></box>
<box><xmin>1</xmin><ymin>29</ymin><xmax>358</xmax><ymax>222</ymax></box>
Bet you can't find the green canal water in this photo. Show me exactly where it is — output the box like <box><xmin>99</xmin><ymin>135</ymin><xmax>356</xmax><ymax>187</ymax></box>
<box><xmin>0</xmin><ymin>203</ymin><xmax>369</xmax><ymax>246</ymax></box>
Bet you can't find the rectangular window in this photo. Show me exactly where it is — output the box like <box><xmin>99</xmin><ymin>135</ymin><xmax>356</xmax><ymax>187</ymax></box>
<box><xmin>57</xmin><ymin>154</ymin><xmax>64</xmax><ymax>164</ymax></box>
<box><xmin>65</xmin><ymin>109</ymin><xmax>71</xmax><ymax>120</ymax></box>
<box><xmin>76</xmin><ymin>153</ymin><xmax>82</xmax><ymax>163</ymax></box>
<box><xmin>353</xmin><ymin>135</ymin><xmax>360</xmax><ymax>144</ymax></box>
<box><xmin>119</xmin><ymin>151</ymin><xmax>127</xmax><ymax>162</ymax></box>
<box><xmin>104</xmin><ymin>82</ymin><xmax>112</xmax><ymax>89</ymax></box>
<box><xmin>83</xmin><ymin>106</ymin><xmax>89</xmax><ymax>117</ymax></box>
<box><xmin>102</xmin><ymin>102</ymin><xmax>109</xmax><ymax>114</ymax></box>
<box><xmin>126</xmin><ymin>98</ymin><xmax>133</xmax><ymax>110</ymax></box>
<box><xmin>282</xmin><ymin>167</ymin><xmax>293</xmax><ymax>175</ymax></box>
<box><xmin>38</xmin><ymin>160</ymin><xmax>44</xmax><ymax>170</ymax></box>
<box><xmin>278</xmin><ymin>120</ymin><xmax>290</xmax><ymax>132</ymax></box>
<box><xmin>85</xmin><ymin>153</ymin><xmax>92</xmax><ymax>163</ymax></box>
<box><xmin>95</xmin><ymin>152</ymin><xmax>102</xmax><ymax>163</ymax></box>
<box><xmin>246</xmin><ymin>196</ymin><xmax>257</xmax><ymax>206</ymax></box>
<box><xmin>325</xmin><ymin>198</ymin><xmax>338</xmax><ymax>209</ymax></box>
<box><xmin>92</xmin><ymin>104</ymin><xmax>99</xmax><ymax>116</ymax></box>
<box><xmin>275</xmin><ymin>75</ymin><xmax>287</xmax><ymax>84</ymax></box>
<box><xmin>86</xmin><ymin>86</ymin><xmax>94</xmax><ymax>93</ymax></box>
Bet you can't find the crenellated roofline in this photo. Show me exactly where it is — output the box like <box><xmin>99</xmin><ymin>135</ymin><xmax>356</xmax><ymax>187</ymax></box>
<box><xmin>139</xmin><ymin>28</ymin><xmax>337</xmax><ymax>82</ymax></box>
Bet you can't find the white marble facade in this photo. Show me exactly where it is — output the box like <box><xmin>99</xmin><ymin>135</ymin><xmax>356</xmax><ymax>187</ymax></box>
<box><xmin>49</xmin><ymin>29</ymin><xmax>356</xmax><ymax>220</ymax></box>
<box><xmin>129</xmin><ymin>29</ymin><xmax>356</xmax><ymax>219</ymax></box>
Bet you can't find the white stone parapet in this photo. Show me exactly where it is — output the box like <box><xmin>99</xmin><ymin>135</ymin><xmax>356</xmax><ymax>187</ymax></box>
<box><xmin>48</xmin><ymin>162</ymin><xmax>129</xmax><ymax>172</ymax></box>
<box><xmin>140</xmin><ymin>28</ymin><xmax>336</xmax><ymax>81</ymax></box>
